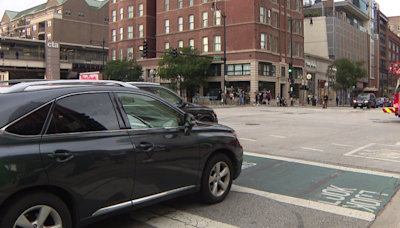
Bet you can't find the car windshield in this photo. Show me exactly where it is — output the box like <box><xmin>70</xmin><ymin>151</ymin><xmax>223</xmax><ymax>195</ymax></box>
<box><xmin>357</xmin><ymin>94</ymin><xmax>369</xmax><ymax>99</ymax></box>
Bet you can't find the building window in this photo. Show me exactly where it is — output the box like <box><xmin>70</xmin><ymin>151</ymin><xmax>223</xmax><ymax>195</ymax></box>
<box><xmin>389</xmin><ymin>52</ymin><xmax>392</xmax><ymax>61</ymax></box>
<box><xmin>138</xmin><ymin>24</ymin><xmax>143</xmax><ymax>37</ymax></box>
<box><xmin>32</xmin><ymin>25</ymin><xmax>36</xmax><ymax>31</ymax></box>
<box><xmin>214</xmin><ymin>11</ymin><xmax>221</xmax><ymax>26</ymax></box>
<box><xmin>139</xmin><ymin>4</ymin><xmax>143</xmax><ymax>16</ymax></box>
<box><xmin>79</xmin><ymin>12</ymin><xmax>84</xmax><ymax>18</ymax></box>
<box><xmin>227</xmin><ymin>64</ymin><xmax>251</xmax><ymax>76</ymax></box>
<box><xmin>178</xmin><ymin>17</ymin><xmax>183</xmax><ymax>31</ymax></box>
<box><xmin>260</xmin><ymin>7</ymin><xmax>266</xmax><ymax>23</ymax></box>
<box><xmin>128</xmin><ymin>26</ymin><xmax>133</xmax><ymax>39</ymax></box>
<box><xmin>287</xmin><ymin>0</ymin><xmax>290</xmax><ymax>9</ymax></box>
<box><xmin>112</xmin><ymin>49</ymin><xmax>116</xmax><ymax>60</ymax></box>
<box><xmin>208</xmin><ymin>64</ymin><xmax>221</xmax><ymax>76</ymax></box>
<box><xmin>295</xmin><ymin>42</ymin><xmax>299</xmax><ymax>56</ymax></box>
<box><xmin>389</xmin><ymin>41</ymin><xmax>392</xmax><ymax>50</ymax></box>
<box><xmin>261</xmin><ymin>33</ymin><xmax>266</xmax><ymax>49</ymax></box>
<box><xmin>26</xmin><ymin>28</ymin><xmax>31</xmax><ymax>35</ymax></box>
<box><xmin>127</xmin><ymin>47</ymin><xmax>133</xmax><ymax>60</ymax></box>
<box><xmin>189</xmin><ymin>0</ymin><xmax>193</xmax><ymax>6</ymax></box>
<box><xmin>138</xmin><ymin>46</ymin><xmax>143</xmax><ymax>59</ymax></box>
<box><xmin>281</xmin><ymin>67</ymin><xmax>285</xmax><ymax>77</ymax></box>
<box><xmin>65</xmin><ymin>9</ymin><xmax>71</xmax><ymax>15</ymax></box>
<box><xmin>288</xmin><ymin>17</ymin><xmax>291</xmax><ymax>32</ymax></box>
<box><xmin>189</xmin><ymin>15</ymin><xmax>194</xmax><ymax>30</ymax></box>
<box><xmin>120</xmin><ymin>8</ymin><xmax>124</xmax><ymax>20</ymax></box>
<box><xmin>268</xmin><ymin>9</ymin><xmax>271</xmax><ymax>25</ymax></box>
<box><xmin>202</xmin><ymin>12</ymin><xmax>208</xmax><ymax>27</ymax></box>
<box><xmin>112</xmin><ymin>10</ymin><xmax>116</xmax><ymax>22</ymax></box>
<box><xmin>273</xmin><ymin>12</ymin><xmax>278</xmax><ymax>28</ymax></box>
<box><xmin>269</xmin><ymin>34</ymin><xmax>272</xmax><ymax>51</ymax></box>
<box><xmin>112</xmin><ymin>29</ymin><xmax>116</xmax><ymax>41</ymax></box>
<box><xmin>57</xmin><ymin>9</ymin><xmax>62</xmax><ymax>14</ymax></box>
<box><xmin>214</xmin><ymin>36</ymin><xmax>221</xmax><ymax>51</ymax></box>
<box><xmin>119</xmin><ymin>27</ymin><xmax>123</xmax><ymax>40</ymax></box>
<box><xmin>178</xmin><ymin>0</ymin><xmax>183</xmax><ymax>8</ymax></box>
<box><xmin>178</xmin><ymin>40</ymin><xmax>183</xmax><ymax>48</ymax></box>
<box><xmin>128</xmin><ymin>6</ymin><xmax>134</xmax><ymax>18</ymax></box>
<box><xmin>258</xmin><ymin>62</ymin><xmax>276</xmax><ymax>76</ymax></box>
<box><xmin>202</xmin><ymin>37</ymin><xmax>208</xmax><ymax>53</ymax></box>
<box><xmin>46</xmin><ymin>33</ymin><xmax>51</xmax><ymax>40</ymax></box>
<box><xmin>119</xmin><ymin>48</ymin><xmax>123</xmax><ymax>60</ymax></box>
<box><xmin>189</xmin><ymin>39</ymin><xmax>194</xmax><ymax>50</ymax></box>
<box><xmin>294</xmin><ymin>20</ymin><xmax>300</xmax><ymax>33</ymax></box>
<box><xmin>165</xmin><ymin>42</ymin><xmax>169</xmax><ymax>51</ymax></box>
<box><xmin>165</xmin><ymin>0</ymin><xmax>169</xmax><ymax>11</ymax></box>
<box><xmin>105</xmin><ymin>16</ymin><xmax>109</xmax><ymax>22</ymax></box>
<box><xmin>274</xmin><ymin>37</ymin><xmax>278</xmax><ymax>52</ymax></box>
<box><xmin>47</xmin><ymin>20</ymin><xmax>52</xmax><ymax>27</ymax></box>
<box><xmin>203</xmin><ymin>0</ymin><xmax>207</xmax><ymax>3</ymax></box>
<box><xmin>165</xmin><ymin>20</ymin><xmax>169</xmax><ymax>33</ymax></box>
<box><xmin>295</xmin><ymin>0</ymin><xmax>299</xmax><ymax>11</ymax></box>
<box><xmin>112</xmin><ymin>0</ymin><xmax>116</xmax><ymax>3</ymax></box>
<box><xmin>273</xmin><ymin>0</ymin><xmax>277</xmax><ymax>3</ymax></box>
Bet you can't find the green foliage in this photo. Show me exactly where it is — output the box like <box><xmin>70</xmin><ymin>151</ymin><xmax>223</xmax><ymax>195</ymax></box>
<box><xmin>328</xmin><ymin>58</ymin><xmax>367</xmax><ymax>91</ymax></box>
<box><xmin>157</xmin><ymin>47</ymin><xmax>212</xmax><ymax>91</ymax></box>
<box><xmin>104</xmin><ymin>59</ymin><xmax>143</xmax><ymax>81</ymax></box>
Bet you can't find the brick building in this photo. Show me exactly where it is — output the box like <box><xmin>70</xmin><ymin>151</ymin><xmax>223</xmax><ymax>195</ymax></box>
<box><xmin>109</xmin><ymin>0</ymin><xmax>305</xmax><ymax>101</ymax></box>
<box><xmin>389</xmin><ymin>16</ymin><xmax>400</xmax><ymax>37</ymax></box>
<box><xmin>388</xmin><ymin>30</ymin><xmax>400</xmax><ymax>93</ymax></box>
<box><xmin>0</xmin><ymin>0</ymin><xmax>109</xmax><ymax>46</ymax></box>
<box><xmin>375</xmin><ymin>10</ymin><xmax>390</xmax><ymax>96</ymax></box>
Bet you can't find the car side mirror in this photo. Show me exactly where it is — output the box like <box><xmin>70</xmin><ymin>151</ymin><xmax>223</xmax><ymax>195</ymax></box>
<box><xmin>184</xmin><ymin>113</ymin><xmax>196</xmax><ymax>136</ymax></box>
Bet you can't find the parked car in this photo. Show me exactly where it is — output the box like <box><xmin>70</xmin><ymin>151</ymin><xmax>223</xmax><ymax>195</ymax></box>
<box><xmin>353</xmin><ymin>93</ymin><xmax>377</xmax><ymax>109</ymax></box>
<box><xmin>376</xmin><ymin>97</ymin><xmax>386</xmax><ymax>107</ymax></box>
<box><xmin>0</xmin><ymin>80</ymin><xmax>243</xmax><ymax>228</ymax></box>
<box><xmin>127</xmin><ymin>82</ymin><xmax>218</xmax><ymax>123</ymax></box>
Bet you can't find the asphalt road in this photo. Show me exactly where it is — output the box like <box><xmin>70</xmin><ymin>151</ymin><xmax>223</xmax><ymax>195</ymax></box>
<box><xmin>86</xmin><ymin>105</ymin><xmax>400</xmax><ymax>228</ymax></box>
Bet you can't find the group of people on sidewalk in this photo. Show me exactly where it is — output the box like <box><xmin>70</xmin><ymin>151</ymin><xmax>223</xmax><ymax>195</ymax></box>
<box><xmin>254</xmin><ymin>90</ymin><xmax>271</xmax><ymax>105</ymax></box>
<box><xmin>220</xmin><ymin>90</ymin><xmax>245</xmax><ymax>106</ymax></box>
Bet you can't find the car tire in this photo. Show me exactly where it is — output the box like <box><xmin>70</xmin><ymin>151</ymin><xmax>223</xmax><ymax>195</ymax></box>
<box><xmin>0</xmin><ymin>191</ymin><xmax>72</xmax><ymax>228</ymax></box>
<box><xmin>353</xmin><ymin>106</ymin><xmax>357</xmax><ymax>109</ymax></box>
<box><xmin>200</xmin><ymin>117</ymin><xmax>214</xmax><ymax>123</ymax></box>
<box><xmin>198</xmin><ymin>153</ymin><xmax>233</xmax><ymax>204</ymax></box>
<box><xmin>367</xmin><ymin>104</ymin><xmax>370</xmax><ymax>109</ymax></box>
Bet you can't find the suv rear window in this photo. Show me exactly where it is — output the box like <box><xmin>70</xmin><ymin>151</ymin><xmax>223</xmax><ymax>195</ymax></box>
<box><xmin>6</xmin><ymin>104</ymin><xmax>51</xmax><ymax>135</ymax></box>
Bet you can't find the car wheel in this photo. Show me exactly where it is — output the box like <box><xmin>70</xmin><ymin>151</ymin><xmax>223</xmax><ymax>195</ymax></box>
<box><xmin>0</xmin><ymin>191</ymin><xmax>72</xmax><ymax>228</ymax></box>
<box><xmin>198</xmin><ymin>153</ymin><xmax>233</xmax><ymax>204</ymax></box>
<box><xmin>353</xmin><ymin>106</ymin><xmax>357</xmax><ymax>109</ymax></box>
<box><xmin>367</xmin><ymin>104</ymin><xmax>370</xmax><ymax>109</ymax></box>
<box><xmin>201</xmin><ymin>117</ymin><xmax>214</xmax><ymax>123</ymax></box>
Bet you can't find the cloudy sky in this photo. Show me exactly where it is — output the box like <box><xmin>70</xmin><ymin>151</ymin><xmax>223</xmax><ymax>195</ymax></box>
<box><xmin>0</xmin><ymin>0</ymin><xmax>398</xmax><ymax>20</ymax></box>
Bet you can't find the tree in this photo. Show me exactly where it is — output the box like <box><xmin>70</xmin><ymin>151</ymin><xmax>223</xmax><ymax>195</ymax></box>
<box><xmin>157</xmin><ymin>47</ymin><xmax>212</xmax><ymax>93</ymax></box>
<box><xmin>104</xmin><ymin>59</ymin><xmax>143</xmax><ymax>81</ymax></box>
<box><xmin>328</xmin><ymin>58</ymin><xmax>367</xmax><ymax>104</ymax></box>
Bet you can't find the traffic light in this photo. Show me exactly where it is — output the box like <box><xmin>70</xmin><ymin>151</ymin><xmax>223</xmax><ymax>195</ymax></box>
<box><xmin>143</xmin><ymin>39</ymin><xmax>148</xmax><ymax>58</ymax></box>
<box><xmin>288</xmin><ymin>63</ymin><xmax>293</xmax><ymax>73</ymax></box>
<box><xmin>288</xmin><ymin>78</ymin><xmax>291</xmax><ymax>83</ymax></box>
<box><xmin>172</xmin><ymin>48</ymin><xmax>178</xmax><ymax>58</ymax></box>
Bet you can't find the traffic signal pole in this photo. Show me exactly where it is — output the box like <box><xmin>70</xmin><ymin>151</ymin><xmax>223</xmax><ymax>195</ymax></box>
<box><xmin>290</xmin><ymin>17</ymin><xmax>294</xmax><ymax>106</ymax></box>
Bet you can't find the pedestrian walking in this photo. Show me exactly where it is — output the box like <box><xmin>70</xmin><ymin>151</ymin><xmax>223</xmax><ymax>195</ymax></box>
<box><xmin>267</xmin><ymin>90</ymin><xmax>271</xmax><ymax>105</ymax></box>
<box><xmin>221</xmin><ymin>92</ymin><xmax>226</xmax><ymax>106</ymax></box>
<box><xmin>241</xmin><ymin>91</ymin><xmax>245</xmax><ymax>105</ymax></box>
<box><xmin>16</xmin><ymin>51</ymin><xmax>19</xmax><ymax>59</ymax></box>
<box><xmin>277</xmin><ymin>96</ymin><xmax>280</xmax><ymax>106</ymax></box>
<box><xmin>323</xmin><ymin>94</ymin><xmax>328</xmax><ymax>109</ymax></box>
<box><xmin>229</xmin><ymin>91</ymin><xmax>234</xmax><ymax>105</ymax></box>
<box><xmin>259</xmin><ymin>91</ymin><xmax>264</xmax><ymax>105</ymax></box>
<box><xmin>307</xmin><ymin>95</ymin><xmax>310</xmax><ymax>105</ymax></box>
<box><xmin>336</xmin><ymin>96</ymin><xmax>339</xmax><ymax>106</ymax></box>
<box><xmin>254</xmin><ymin>91</ymin><xmax>259</xmax><ymax>105</ymax></box>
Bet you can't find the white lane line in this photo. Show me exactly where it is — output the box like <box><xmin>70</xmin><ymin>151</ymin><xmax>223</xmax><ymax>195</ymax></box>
<box><xmin>301</xmin><ymin>147</ymin><xmax>324</xmax><ymax>152</ymax></box>
<box><xmin>343</xmin><ymin>143</ymin><xmax>375</xmax><ymax>156</ymax></box>
<box><xmin>131</xmin><ymin>205</ymin><xmax>239</xmax><ymax>228</ymax></box>
<box><xmin>239</xmin><ymin>138</ymin><xmax>257</xmax><ymax>142</ymax></box>
<box><xmin>244</xmin><ymin>152</ymin><xmax>400</xmax><ymax>178</ymax></box>
<box><xmin>331</xmin><ymin>143</ymin><xmax>354</xmax><ymax>147</ymax></box>
<box><xmin>231</xmin><ymin>185</ymin><xmax>375</xmax><ymax>222</ymax></box>
<box><xmin>269</xmin><ymin>135</ymin><xmax>286</xmax><ymax>138</ymax></box>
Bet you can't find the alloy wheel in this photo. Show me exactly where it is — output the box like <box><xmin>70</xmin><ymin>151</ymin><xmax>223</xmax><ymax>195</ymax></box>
<box><xmin>14</xmin><ymin>205</ymin><xmax>62</xmax><ymax>228</ymax></box>
<box><xmin>208</xmin><ymin>161</ymin><xmax>231</xmax><ymax>197</ymax></box>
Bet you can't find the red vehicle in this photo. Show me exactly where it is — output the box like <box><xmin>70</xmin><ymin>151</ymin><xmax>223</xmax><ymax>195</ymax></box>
<box><xmin>385</xmin><ymin>63</ymin><xmax>400</xmax><ymax>116</ymax></box>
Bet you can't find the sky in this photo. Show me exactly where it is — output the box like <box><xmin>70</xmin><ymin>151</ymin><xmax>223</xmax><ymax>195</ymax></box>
<box><xmin>0</xmin><ymin>0</ymin><xmax>398</xmax><ymax>20</ymax></box>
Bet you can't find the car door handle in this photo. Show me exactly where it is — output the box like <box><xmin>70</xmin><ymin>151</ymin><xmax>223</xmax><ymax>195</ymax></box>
<box><xmin>137</xmin><ymin>142</ymin><xmax>154</xmax><ymax>152</ymax></box>
<box><xmin>48</xmin><ymin>150</ymin><xmax>74</xmax><ymax>163</ymax></box>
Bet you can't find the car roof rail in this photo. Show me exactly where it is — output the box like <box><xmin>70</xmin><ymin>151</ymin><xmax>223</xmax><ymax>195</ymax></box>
<box><xmin>1</xmin><ymin>80</ymin><xmax>138</xmax><ymax>93</ymax></box>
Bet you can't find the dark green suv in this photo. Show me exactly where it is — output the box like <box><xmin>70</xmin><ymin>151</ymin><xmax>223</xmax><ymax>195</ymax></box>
<box><xmin>0</xmin><ymin>80</ymin><xmax>242</xmax><ymax>228</ymax></box>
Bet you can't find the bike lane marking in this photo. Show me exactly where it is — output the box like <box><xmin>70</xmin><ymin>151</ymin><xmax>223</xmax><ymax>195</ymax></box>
<box><xmin>233</xmin><ymin>152</ymin><xmax>400</xmax><ymax>221</ymax></box>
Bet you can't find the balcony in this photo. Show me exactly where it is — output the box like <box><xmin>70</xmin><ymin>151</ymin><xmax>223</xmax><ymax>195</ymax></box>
<box><xmin>38</xmin><ymin>27</ymin><xmax>45</xmax><ymax>33</ymax></box>
<box><xmin>16</xmin><ymin>21</ymin><xmax>31</xmax><ymax>28</ymax></box>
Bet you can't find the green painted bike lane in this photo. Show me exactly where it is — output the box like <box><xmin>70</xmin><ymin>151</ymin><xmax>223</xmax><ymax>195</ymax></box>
<box><xmin>236</xmin><ymin>154</ymin><xmax>400</xmax><ymax>215</ymax></box>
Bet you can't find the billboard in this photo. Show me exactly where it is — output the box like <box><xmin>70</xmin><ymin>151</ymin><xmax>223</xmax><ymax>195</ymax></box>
<box><xmin>79</xmin><ymin>71</ymin><xmax>100</xmax><ymax>80</ymax></box>
<box><xmin>45</xmin><ymin>41</ymin><xmax>60</xmax><ymax>80</ymax></box>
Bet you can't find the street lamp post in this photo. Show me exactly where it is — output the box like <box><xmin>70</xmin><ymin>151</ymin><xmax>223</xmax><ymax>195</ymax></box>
<box><xmin>211</xmin><ymin>2</ymin><xmax>227</xmax><ymax>93</ymax></box>
<box><xmin>90</xmin><ymin>37</ymin><xmax>106</xmax><ymax>73</ymax></box>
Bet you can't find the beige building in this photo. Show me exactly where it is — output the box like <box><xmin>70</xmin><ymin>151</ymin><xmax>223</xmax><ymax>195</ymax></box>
<box><xmin>0</xmin><ymin>0</ymin><xmax>109</xmax><ymax>46</ymax></box>
<box><xmin>389</xmin><ymin>16</ymin><xmax>400</xmax><ymax>37</ymax></box>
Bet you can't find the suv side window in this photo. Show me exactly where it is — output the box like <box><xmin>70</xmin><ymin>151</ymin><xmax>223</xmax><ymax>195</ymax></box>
<box><xmin>152</xmin><ymin>87</ymin><xmax>182</xmax><ymax>106</ymax></box>
<box><xmin>117</xmin><ymin>93</ymin><xmax>182</xmax><ymax>128</ymax></box>
<box><xmin>46</xmin><ymin>93</ymin><xmax>120</xmax><ymax>134</ymax></box>
<box><xmin>6</xmin><ymin>104</ymin><xmax>51</xmax><ymax>135</ymax></box>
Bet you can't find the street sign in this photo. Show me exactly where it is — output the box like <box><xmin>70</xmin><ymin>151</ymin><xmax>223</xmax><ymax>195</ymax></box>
<box><xmin>214</xmin><ymin>56</ymin><xmax>221</xmax><ymax>60</ymax></box>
